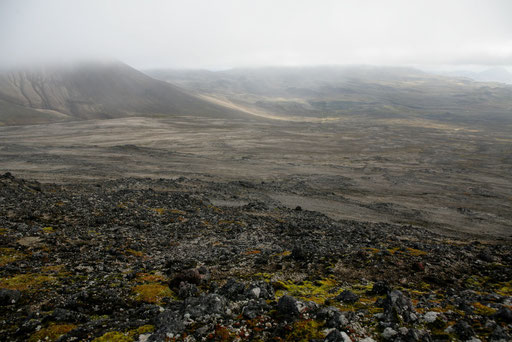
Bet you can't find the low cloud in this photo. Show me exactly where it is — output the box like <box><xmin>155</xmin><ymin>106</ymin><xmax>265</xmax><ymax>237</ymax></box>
<box><xmin>1</xmin><ymin>0</ymin><xmax>511</xmax><ymax>70</ymax></box>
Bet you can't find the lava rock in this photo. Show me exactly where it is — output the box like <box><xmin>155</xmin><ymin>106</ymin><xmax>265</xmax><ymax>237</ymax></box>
<box><xmin>381</xmin><ymin>290</ymin><xmax>417</xmax><ymax>323</ymax></box>
<box><xmin>369</xmin><ymin>281</ymin><xmax>390</xmax><ymax>295</ymax></box>
<box><xmin>335</xmin><ymin>290</ymin><xmax>359</xmax><ymax>304</ymax></box>
<box><xmin>496</xmin><ymin>307</ymin><xmax>512</xmax><ymax>323</ymax></box>
<box><xmin>325</xmin><ymin>329</ymin><xmax>352</xmax><ymax>342</ymax></box>
<box><xmin>453</xmin><ymin>320</ymin><xmax>475</xmax><ymax>341</ymax></box>
<box><xmin>277</xmin><ymin>295</ymin><xmax>300</xmax><ymax>318</ymax></box>
<box><xmin>178</xmin><ymin>281</ymin><xmax>199</xmax><ymax>298</ymax></box>
<box><xmin>0</xmin><ymin>289</ymin><xmax>21</xmax><ymax>305</ymax></box>
<box><xmin>219</xmin><ymin>278</ymin><xmax>246</xmax><ymax>300</ymax></box>
<box><xmin>317</xmin><ymin>306</ymin><xmax>348</xmax><ymax>329</ymax></box>
<box><xmin>170</xmin><ymin>266</ymin><xmax>210</xmax><ymax>288</ymax></box>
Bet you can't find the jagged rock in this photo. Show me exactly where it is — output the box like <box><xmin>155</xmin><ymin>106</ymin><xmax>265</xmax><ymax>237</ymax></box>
<box><xmin>246</xmin><ymin>281</ymin><xmax>274</xmax><ymax>300</ymax></box>
<box><xmin>183</xmin><ymin>293</ymin><xmax>228</xmax><ymax>319</ymax></box>
<box><xmin>241</xmin><ymin>298</ymin><xmax>271</xmax><ymax>319</ymax></box>
<box><xmin>317</xmin><ymin>306</ymin><xmax>349</xmax><ymax>329</ymax></box>
<box><xmin>178</xmin><ymin>281</ymin><xmax>199</xmax><ymax>298</ymax></box>
<box><xmin>219</xmin><ymin>278</ymin><xmax>246</xmax><ymax>300</ymax></box>
<box><xmin>149</xmin><ymin>308</ymin><xmax>184</xmax><ymax>342</ymax></box>
<box><xmin>381</xmin><ymin>290</ymin><xmax>417</xmax><ymax>323</ymax></box>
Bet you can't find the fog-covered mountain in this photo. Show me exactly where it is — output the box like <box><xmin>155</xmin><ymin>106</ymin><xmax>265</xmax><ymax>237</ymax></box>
<box><xmin>0</xmin><ymin>61</ymin><xmax>250</xmax><ymax>125</ymax></box>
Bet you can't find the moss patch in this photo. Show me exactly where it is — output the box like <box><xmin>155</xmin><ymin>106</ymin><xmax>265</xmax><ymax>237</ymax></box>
<box><xmin>28</xmin><ymin>323</ymin><xmax>76</xmax><ymax>342</ymax></box>
<box><xmin>472</xmin><ymin>302</ymin><xmax>497</xmax><ymax>315</ymax></box>
<box><xmin>0</xmin><ymin>248</ymin><xmax>25</xmax><ymax>266</ymax></box>
<box><xmin>286</xmin><ymin>320</ymin><xmax>324</xmax><ymax>341</ymax></box>
<box><xmin>126</xmin><ymin>249</ymin><xmax>144</xmax><ymax>257</ymax></box>
<box><xmin>275</xmin><ymin>278</ymin><xmax>338</xmax><ymax>304</ymax></box>
<box><xmin>93</xmin><ymin>325</ymin><xmax>155</xmax><ymax>342</ymax></box>
<box><xmin>0</xmin><ymin>273</ymin><xmax>55</xmax><ymax>291</ymax></box>
<box><xmin>92</xmin><ymin>331</ymin><xmax>132</xmax><ymax>342</ymax></box>
<box><xmin>132</xmin><ymin>283</ymin><xmax>174</xmax><ymax>303</ymax></box>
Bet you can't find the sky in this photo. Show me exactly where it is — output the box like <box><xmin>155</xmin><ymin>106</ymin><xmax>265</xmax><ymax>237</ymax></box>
<box><xmin>1</xmin><ymin>0</ymin><xmax>511</xmax><ymax>71</ymax></box>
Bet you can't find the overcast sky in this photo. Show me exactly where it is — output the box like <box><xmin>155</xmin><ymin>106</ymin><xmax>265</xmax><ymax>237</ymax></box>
<box><xmin>1</xmin><ymin>0</ymin><xmax>511</xmax><ymax>70</ymax></box>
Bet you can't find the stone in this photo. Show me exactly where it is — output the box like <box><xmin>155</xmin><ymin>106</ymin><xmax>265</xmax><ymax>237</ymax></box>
<box><xmin>277</xmin><ymin>295</ymin><xmax>300</xmax><ymax>317</ymax></box>
<box><xmin>336</xmin><ymin>290</ymin><xmax>359</xmax><ymax>304</ymax></box>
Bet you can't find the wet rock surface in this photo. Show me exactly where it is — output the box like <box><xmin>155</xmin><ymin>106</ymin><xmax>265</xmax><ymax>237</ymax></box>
<box><xmin>0</xmin><ymin>173</ymin><xmax>511</xmax><ymax>341</ymax></box>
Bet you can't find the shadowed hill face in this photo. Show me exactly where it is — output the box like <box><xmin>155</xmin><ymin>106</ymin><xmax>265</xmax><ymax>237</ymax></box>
<box><xmin>0</xmin><ymin>61</ymin><xmax>253</xmax><ymax>125</ymax></box>
<box><xmin>147</xmin><ymin>66</ymin><xmax>512</xmax><ymax>124</ymax></box>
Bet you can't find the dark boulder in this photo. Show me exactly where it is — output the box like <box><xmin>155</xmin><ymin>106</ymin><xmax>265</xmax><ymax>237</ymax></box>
<box><xmin>335</xmin><ymin>290</ymin><xmax>359</xmax><ymax>304</ymax></box>
<box><xmin>0</xmin><ymin>289</ymin><xmax>21</xmax><ymax>305</ymax></box>
<box><xmin>277</xmin><ymin>295</ymin><xmax>300</xmax><ymax>318</ymax></box>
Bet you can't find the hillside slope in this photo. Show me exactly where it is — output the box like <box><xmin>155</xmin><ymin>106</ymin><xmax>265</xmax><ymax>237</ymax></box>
<box><xmin>147</xmin><ymin>66</ymin><xmax>512</xmax><ymax>124</ymax></box>
<box><xmin>0</xmin><ymin>61</ymin><xmax>252</xmax><ymax>125</ymax></box>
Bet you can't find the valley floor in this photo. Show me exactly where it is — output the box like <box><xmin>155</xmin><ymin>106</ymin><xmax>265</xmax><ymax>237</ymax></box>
<box><xmin>0</xmin><ymin>116</ymin><xmax>510</xmax><ymax>240</ymax></box>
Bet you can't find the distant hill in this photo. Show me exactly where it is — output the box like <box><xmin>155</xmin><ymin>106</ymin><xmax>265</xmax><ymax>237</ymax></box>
<box><xmin>445</xmin><ymin>67</ymin><xmax>512</xmax><ymax>84</ymax></box>
<box><xmin>0</xmin><ymin>61</ymin><xmax>252</xmax><ymax>126</ymax></box>
<box><xmin>147</xmin><ymin>66</ymin><xmax>512</xmax><ymax>124</ymax></box>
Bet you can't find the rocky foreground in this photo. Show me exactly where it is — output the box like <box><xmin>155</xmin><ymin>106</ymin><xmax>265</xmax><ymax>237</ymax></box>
<box><xmin>0</xmin><ymin>173</ymin><xmax>510</xmax><ymax>342</ymax></box>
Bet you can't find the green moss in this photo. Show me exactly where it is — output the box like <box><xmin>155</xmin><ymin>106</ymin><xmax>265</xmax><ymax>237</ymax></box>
<box><xmin>0</xmin><ymin>248</ymin><xmax>25</xmax><ymax>266</ymax></box>
<box><xmin>472</xmin><ymin>302</ymin><xmax>497</xmax><ymax>315</ymax></box>
<box><xmin>275</xmin><ymin>278</ymin><xmax>338</xmax><ymax>304</ymax></box>
<box><xmin>0</xmin><ymin>228</ymin><xmax>8</xmax><ymax>235</ymax></box>
<box><xmin>92</xmin><ymin>331</ymin><xmax>132</xmax><ymax>342</ymax></box>
<box><xmin>0</xmin><ymin>273</ymin><xmax>55</xmax><ymax>291</ymax></box>
<box><xmin>42</xmin><ymin>226</ymin><xmax>55</xmax><ymax>233</ymax></box>
<box><xmin>286</xmin><ymin>320</ymin><xmax>325</xmax><ymax>341</ymax></box>
<box><xmin>132</xmin><ymin>283</ymin><xmax>175</xmax><ymax>303</ymax></box>
<box><xmin>254</xmin><ymin>272</ymin><xmax>273</xmax><ymax>280</ymax></box>
<box><xmin>126</xmin><ymin>325</ymin><xmax>154</xmax><ymax>338</ymax></box>
<box><xmin>28</xmin><ymin>323</ymin><xmax>76</xmax><ymax>342</ymax></box>
<box><xmin>466</xmin><ymin>275</ymin><xmax>489</xmax><ymax>288</ymax></box>
<box><xmin>496</xmin><ymin>281</ymin><xmax>512</xmax><ymax>296</ymax></box>
<box><xmin>126</xmin><ymin>249</ymin><xmax>144</xmax><ymax>257</ymax></box>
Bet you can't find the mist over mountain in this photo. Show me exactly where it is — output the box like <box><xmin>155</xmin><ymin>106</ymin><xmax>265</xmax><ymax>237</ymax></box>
<box><xmin>147</xmin><ymin>65</ymin><xmax>512</xmax><ymax>124</ymax></box>
<box><xmin>442</xmin><ymin>67</ymin><xmax>512</xmax><ymax>84</ymax></box>
<box><xmin>0</xmin><ymin>60</ymin><xmax>251</xmax><ymax>125</ymax></box>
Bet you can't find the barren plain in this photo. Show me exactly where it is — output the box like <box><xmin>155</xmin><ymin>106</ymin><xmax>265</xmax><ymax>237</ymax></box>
<box><xmin>1</xmin><ymin>115</ymin><xmax>510</xmax><ymax>241</ymax></box>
